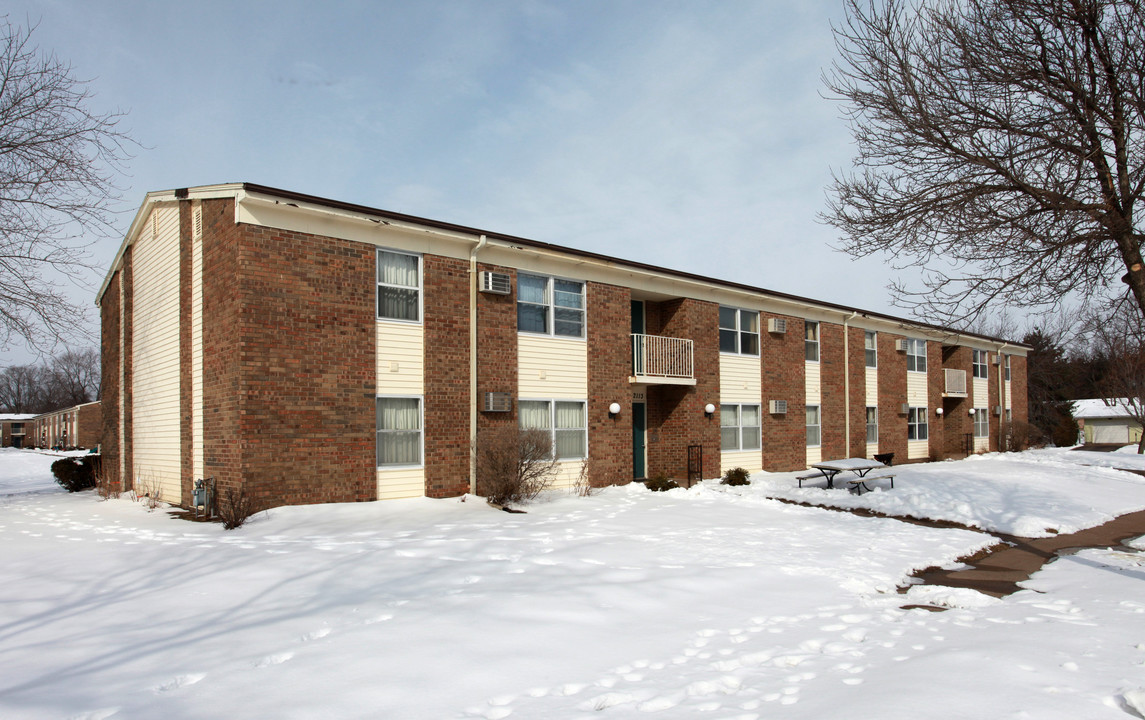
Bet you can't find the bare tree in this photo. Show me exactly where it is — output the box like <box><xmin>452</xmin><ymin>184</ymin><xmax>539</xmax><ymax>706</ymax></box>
<box><xmin>48</xmin><ymin>347</ymin><xmax>100</xmax><ymax>405</ymax></box>
<box><xmin>823</xmin><ymin>0</ymin><xmax>1145</xmax><ymax>326</ymax></box>
<box><xmin>473</xmin><ymin>426</ymin><xmax>559</xmax><ymax>508</ymax></box>
<box><xmin>0</xmin><ymin>364</ymin><xmax>45</xmax><ymax>412</ymax></box>
<box><xmin>0</xmin><ymin>17</ymin><xmax>133</xmax><ymax>352</ymax></box>
<box><xmin>1085</xmin><ymin>298</ymin><xmax>1145</xmax><ymax>452</ymax></box>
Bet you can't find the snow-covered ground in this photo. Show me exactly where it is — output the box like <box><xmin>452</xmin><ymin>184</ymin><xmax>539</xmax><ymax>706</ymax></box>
<box><xmin>2</xmin><ymin>446</ymin><xmax>1144</xmax><ymax>719</ymax></box>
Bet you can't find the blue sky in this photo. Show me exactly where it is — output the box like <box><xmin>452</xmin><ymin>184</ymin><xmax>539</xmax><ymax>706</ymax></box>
<box><xmin>3</xmin><ymin>0</ymin><xmax>911</xmax><ymax>366</ymax></box>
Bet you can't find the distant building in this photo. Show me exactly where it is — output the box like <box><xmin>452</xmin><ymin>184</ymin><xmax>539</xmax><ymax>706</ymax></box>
<box><xmin>1074</xmin><ymin>399</ymin><xmax>1142</xmax><ymax>445</ymax></box>
<box><xmin>97</xmin><ymin>183</ymin><xmax>1030</xmax><ymax>510</ymax></box>
<box><xmin>1</xmin><ymin>414</ymin><xmax>35</xmax><ymax>448</ymax></box>
<box><xmin>1</xmin><ymin>403</ymin><xmax>101</xmax><ymax>450</ymax></box>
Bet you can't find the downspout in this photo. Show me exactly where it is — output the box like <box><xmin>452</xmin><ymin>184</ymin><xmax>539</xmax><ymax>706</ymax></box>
<box><xmin>996</xmin><ymin>342</ymin><xmax>1010</xmax><ymax>450</ymax></box>
<box><xmin>469</xmin><ymin>235</ymin><xmax>488</xmax><ymax>495</ymax></box>
<box><xmin>842</xmin><ymin>311</ymin><xmax>858</xmax><ymax>456</ymax></box>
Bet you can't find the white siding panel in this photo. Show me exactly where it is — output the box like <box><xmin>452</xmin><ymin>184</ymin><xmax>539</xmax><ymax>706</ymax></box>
<box><xmin>378</xmin><ymin>467</ymin><xmax>426</xmax><ymax>499</ymax></box>
<box><xmin>132</xmin><ymin>206</ymin><xmax>181</xmax><ymax>502</ymax></box>
<box><xmin>865</xmin><ymin>442</ymin><xmax>878</xmax><ymax>459</ymax></box>
<box><xmin>720</xmin><ymin>356</ymin><xmax>761</xmax><ymax>403</ymax></box>
<box><xmin>805</xmin><ymin>361</ymin><xmax>821</xmax><ymax>404</ymax></box>
<box><xmin>377</xmin><ymin>322</ymin><xmax>424</xmax><ymax>395</ymax></box>
<box><xmin>721</xmin><ymin>450</ymin><xmax>762</xmax><ymax>476</ymax></box>
<box><xmin>906</xmin><ymin>373</ymin><xmax>928</xmax><ymax>405</ymax></box>
<box><xmin>865</xmin><ymin>367</ymin><xmax>878</xmax><ymax>405</ymax></box>
<box><xmin>973</xmin><ymin>378</ymin><xmax>989</xmax><ymax>408</ymax></box>
<box><xmin>548</xmin><ymin>460</ymin><xmax>588</xmax><ymax>490</ymax></box>
<box><xmin>908</xmin><ymin>439</ymin><xmax>929</xmax><ymax>460</ymax></box>
<box><xmin>806</xmin><ymin>445</ymin><xmax>822</xmax><ymax>466</ymax></box>
<box><xmin>974</xmin><ymin>437</ymin><xmax>989</xmax><ymax>453</ymax></box>
<box><xmin>518</xmin><ymin>336</ymin><xmax>588</xmax><ymax>397</ymax></box>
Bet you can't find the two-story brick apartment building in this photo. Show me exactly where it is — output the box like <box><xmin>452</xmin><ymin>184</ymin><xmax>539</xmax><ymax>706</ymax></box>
<box><xmin>98</xmin><ymin>184</ymin><xmax>1028</xmax><ymax>510</ymax></box>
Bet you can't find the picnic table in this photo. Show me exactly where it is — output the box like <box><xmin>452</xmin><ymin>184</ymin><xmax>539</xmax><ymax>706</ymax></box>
<box><xmin>797</xmin><ymin>458</ymin><xmax>890</xmax><ymax>491</ymax></box>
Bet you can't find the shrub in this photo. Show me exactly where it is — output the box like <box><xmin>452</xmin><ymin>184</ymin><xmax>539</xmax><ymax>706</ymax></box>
<box><xmin>571</xmin><ymin>457</ymin><xmax>622</xmax><ymax>497</ymax></box>
<box><xmin>218</xmin><ymin>486</ymin><xmax>253</xmax><ymax>530</ymax></box>
<box><xmin>51</xmin><ymin>456</ymin><xmax>97</xmax><ymax>492</ymax></box>
<box><xmin>1006</xmin><ymin>420</ymin><xmax>1036</xmax><ymax>451</ymax></box>
<box><xmin>474</xmin><ymin>426</ymin><xmax>558</xmax><ymax>507</ymax></box>
<box><xmin>644</xmin><ymin>472</ymin><xmax>679</xmax><ymax>492</ymax></box>
<box><xmin>721</xmin><ymin>467</ymin><xmax>751</xmax><ymax>486</ymax></box>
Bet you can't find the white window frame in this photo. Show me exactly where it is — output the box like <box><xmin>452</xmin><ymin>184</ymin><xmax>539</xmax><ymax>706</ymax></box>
<box><xmin>517</xmin><ymin>274</ymin><xmax>585</xmax><ymax>339</ymax></box>
<box><xmin>906</xmin><ymin>338</ymin><xmax>927</xmax><ymax>373</ymax></box>
<box><xmin>1004</xmin><ymin>355</ymin><xmax>1011</xmax><ymax>382</ymax></box>
<box><xmin>805</xmin><ymin>321</ymin><xmax>820</xmax><ymax>363</ymax></box>
<box><xmin>519</xmin><ymin>398</ymin><xmax>588</xmax><ymax>460</ymax></box>
<box><xmin>866</xmin><ymin>406</ymin><xmax>878</xmax><ymax>444</ymax></box>
<box><xmin>973</xmin><ymin>408</ymin><xmax>989</xmax><ymax>438</ymax></box>
<box><xmin>376</xmin><ymin>249</ymin><xmax>422</xmax><ymax>323</ymax></box>
<box><xmin>720</xmin><ymin>403</ymin><xmax>761</xmax><ymax>451</ymax></box>
<box><xmin>806</xmin><ymin>404</ymin><xmax>821</xmax><ymax>447</ymax></box>
<box><xmin>376</xmin><ymin>395</ymin><xmax>423</xmax><ymax>468</ymax></box>
<box><xmin>719</xmin><ymin>306</ymin><xmax>760</xmax><ymax>356</ymax></box>
<box><xmin>908</xmin><ymin>406</ymin><xmax>929</xmax><ymax>441</ymax></box>
<box><xmin>972</xmin><ymin>349</ymin><xmax>988</xmax><ymax>379</ymax></box>
<box><xmin>864</xmin><ymin>331</ymin><xmax>877</xmax><ymax>368</ymax></box>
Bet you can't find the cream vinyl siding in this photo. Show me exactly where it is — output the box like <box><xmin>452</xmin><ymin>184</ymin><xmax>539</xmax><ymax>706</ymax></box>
<box><xmin>908</xmin><ymin>439</ymin><xmax>929</xmax><ymax>459</ymax></box>
<box><xmin>518</xmin><ymin>336</ymin><xmax>588</xmax><ymax>397</ymax></box>
<box><xmin>377</xmin><ymin>321</ymin><xmax>424</xmax><ymax>395</ymax></box>
<box><xmin>805</xmin><ymin>361</ymin><xmax>821</xmax><ymax>404</ymax></box>
<box><xmin>722</xmin><ymin>450</ymin><xmax>762</xmax><ymax>476</ymax></box>
<box><xmin>973</xmin><ymin>378</ymin><xmax>989</xmax><ymax>409</ymax></box>
<box><xmin>866</xmin><ymin>442</ymin><xmax>878</xmax><ymax>459</ymax></box>
<box><xmin>191</xmin><ymin>219</ymin><xmax>204</xmax><ymax>482</ymax></box>
<box><xmin>547</xmin><ymin>460</ymin><xmax>588</xmax><ymax>491</ymax></box>
<box><xmin>132</xmin><ymin>206</ymin><xmax>181</xmax><ymax>502</ymax></box>
<box><xmin>720</xmin><ymin>355</ymin><xmax>761</xmax><ymax>403</ymax></box>
<box><xmin>377</xmin><ymin>467</ymin><xmax>425</xmax><ymax>500</ymax></box>
<box><xmin>906</xmin><ymin>372</ymin><xmax>927</xmax><ymax>406</ymax></box>
<box><xmin>865</xmin><ymin>367</ymin><xmax>878</xmax><ymax>405</ymax></box>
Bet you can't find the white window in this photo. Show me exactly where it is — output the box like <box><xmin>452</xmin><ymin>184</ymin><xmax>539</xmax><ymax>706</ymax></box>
<box><xmin>973</xmin><ymin>408</ymin><xmax>989</xmax><ymax>438</ymax></box>
<box><xmin>865</xmin><ymin>331</ymin><xmax>877</xmax><ymax>368</ymax></box>
<box><xmin>908</xmin><ymin>407</ymin><xmax>929</xmax><ymax>441</ymax></box>
<box><xmin>806</xmin><ymin>405</ymin><xmax>821</xmax><ymax>446</ymax></box>
<box><xmin>376</xmin><ymin>397</ymin><xmax>422</xmax><ymax>466</ymax></box>
<box><xmin>866</xmin><ymin>406</ymin><xmax>878</xmax><ymax>444</ymax></box>
<box><xmin>720</xmin><ymin>404</ymin><xmax>761</xmax><ymax>451</ymax></box>
<box><xmin>805</xmin><ymin>321</ymin><xmax>820</xmax><ymax>362</ymax></box>
<box><xmin>906</xmin><ymin>338</ymin><xmax>927</xmax><ymax>373</ymax></box>
<box><xmin>518</xmin><ymin>274</ymin><xmax>585</xmax><ymax>338</ymax></box>
<box><xmin>377</xmin><ymin>250</ymin><xmax>421</xmax><ymax>322</ymax></box>
<box><xmin>519</xmin><ymin>400</ymin><xmax>587</xmax><ymax>459</ymax></box>
<box><xmin>719</xmin><ymin>307</ymin><xmax>760</xmax><ymax>355</ymax></box>
<box><xmin>1004</xmin><ymin>355</ymin><xmax>1011</xmax><ymax>381</ymax></box>
<box><xmin>972</xmin><ymin>349</ymin><xmax>988</xmax><ymax>379</ymax></box>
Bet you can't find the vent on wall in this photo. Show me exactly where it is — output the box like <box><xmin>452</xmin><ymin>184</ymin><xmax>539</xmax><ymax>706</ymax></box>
<box><xmin>483</xmin><ymin>392</ymin><xmax>512</xmax><ymax>413</ymax></box>
<box><xmin>480</xmin><ymin>271</ymin><xmax>511</xmax><ymax>295</ymax></box>
<box><xmin>900</xmin><ymin>403</ymin><xmax>911</xmax><ymax>414</ymax></box>
<box><xmin>768</xmin><ymin>399</ymin><xmax>787</xmax><ymax>414</ymax></box>
<box><xmin>767</xmin><ymin>318</ymin><xmax>787</xmax><ymax>334</ymax></box>
<box><xmin>192</xmin><ymin>205</ymin><xmax>203</xmax><ymax>240</ymax></box>
<box><xmin>993</xmin><ymin>405</ymin><xmax>1003</xmax><ymax>416</ymax></box>
<box><xmin>895</xmin><ymin>339</ymin><xmax>909</xmax><ymax>352</ymax></box>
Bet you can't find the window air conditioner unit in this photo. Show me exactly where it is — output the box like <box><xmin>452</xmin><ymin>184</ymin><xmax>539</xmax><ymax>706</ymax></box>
<box><xmin>895</xmin><ymin>339</ymin><xmax>909</xmax><ymax>352</ymax></box>
<box><xmin>767</xmin><ymin>318</ymin><xmax>787</xmax><ymax>334</ymax></box>
<box><xmin>483</xmin><ymin>392</ymin><xmax>512</xmax><ymax>412</ymax></box>
<box><xmin>900</xmin><ymin>403</ymin><xmax>911</xmax><ymax>414</ymax></box>
<box><xmin>768</xmin><ymin>399</ymin><xmax>787</xmax><ymax>414</ymax></box>
<box><xmin>991</xmin><ymin>354</ymin><xmax>1002</xmax><ymax>365</ymax></box>
<box><xmin>480</xmin><ymin>271</ymin><xmax>511</xmax><ymax>295</ymax></box>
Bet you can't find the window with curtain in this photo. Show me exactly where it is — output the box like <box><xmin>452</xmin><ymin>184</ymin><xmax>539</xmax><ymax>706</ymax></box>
<box><xmin>865</xmin><ymin>331</ymin><xmax>877</xmax><ymax>368</ymax></box>
<box><xmin>1004</xmin><ymin>355</ymin><xmax>1011</xmax><ymax>381</ymax></box>
<box><xmin>377</xmin><ymin>250</ymin><xmax>420</xmax><ymax>321</ymax></box>
<box><xmin>720</xmin><ymin>404</ymin><xmax>761</xmax><ymax>451</ymax></box>
<box><xmin>376</xmin><ymin>397</ymin><xmax>422</xmax><ymax>466</ymax></box>
<box><xmin>866</xmin><ymin>406</ymin><xmax>878</xmax><ymax>444</ymax></box>
<box><xmin>973</xmin><ymin>408</ymin><xmax>989</xmax><ymax>438</ymax></box>
<box><xmin>806</xmin><ymin>405</ymin><xmax>821</xmax><ymax>446</ymax></box>
<box><xmin>972</xmin><ymin>349</ymin><xmax>988</xmax><ymax>379</ymax></box>
<box><xmin>805</xmin><ymin>321</ymin><xmax>819</xmax><ymax>362</ymax></box>
<box><xmin>520</xmin><ymin>399</ymin><xmax>587</xmax><ymax>459</ymax></box>
<box><xmin>906</xmin><ymin>338</ymin><xmax>927</xmax><ymax>372</ymax></box>
<box><xmin>908</xmin><ymin>406</ymin><xmax>929</xmax><ymax>441</ymax></box>
<box><xmin>719</xmin><ymin>307</ymin><xmax>759</xmax><ymax>355</ymax></box>
<box><xmin>517</xmin><ymin>274</ymin><xmax>584</xmax><ymax>337</ymax></box>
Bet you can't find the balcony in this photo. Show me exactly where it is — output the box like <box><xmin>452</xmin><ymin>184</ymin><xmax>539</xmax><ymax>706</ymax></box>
<box><xmin>944</xmin><ymin>368</ymin><xmax>968</xmax><ymax>397</ymax></box>
<box><xmin>630</xmin><ymin>334</ymin><xmax>695</xmax><ymax>386</ymax></box>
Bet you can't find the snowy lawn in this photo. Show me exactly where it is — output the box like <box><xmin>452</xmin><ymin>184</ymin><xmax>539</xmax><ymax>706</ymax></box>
<box><xmin>1</xmin><ymin>446</ymin><xmax>1144</xmax><ymax>719</ymax></box>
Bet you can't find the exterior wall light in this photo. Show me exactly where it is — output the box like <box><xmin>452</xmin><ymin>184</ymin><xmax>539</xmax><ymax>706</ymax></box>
<box><xmin>608</xmin><ymin>402</ymin><xmax>621</xmax><ymax>418</ymax></box>
<box><xmin>969</xmin><ymin>408</ymin><xmax>977</xmax><ymax>416</ymax></box>
<box><xmin>704</xmin><ymin>403</ymin><xmax>716</xmax><ymax>418</ymax></box>
<box><xmin>935</xmin><ymin>407</ymin><xmax>944</xmax><ymax>416</ymax></box>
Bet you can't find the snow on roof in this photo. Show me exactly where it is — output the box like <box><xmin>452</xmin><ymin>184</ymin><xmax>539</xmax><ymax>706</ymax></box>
<box><xmin>0</xmin><ymin>414</ymin><xmax>36</xmax><ymax>421</ymax></box>
<box><xmin>1072</xmin><ymin>398</ymin><xmax>1136</xmax><ymax>419</ymax></box>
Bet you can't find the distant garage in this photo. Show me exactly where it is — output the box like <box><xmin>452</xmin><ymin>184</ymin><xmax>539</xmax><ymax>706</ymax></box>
<box><xmin>1074</xmin><ymin>399</ymin><xmax>1142</xmax><ymax>445</ymax></box>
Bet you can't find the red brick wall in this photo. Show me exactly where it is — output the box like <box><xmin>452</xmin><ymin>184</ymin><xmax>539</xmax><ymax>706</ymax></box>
<box><xmin>941</xmin><ymin>345</ymin><xmax>973</xmax><ymax>457</ymax></box>
<box><xmin>121</xmin><ymin>246</ymin><xmax>134</xmax><ymax>489</ymax></box>
<box><xmin>423</xmin><ymin>254</ymin><xmax>471</xmax><ymax>498</ymax></box>
<box><xmin>1010</xmin><ymin>354</ymin><xmax>1028</xmax><ymax>427</ymax></box>
<box><xmin>77</xmin><ymin>403</ymin><xmax>101</xmax><ymax>450</ymax></box>
<box><xmin>847</xmin><ymin>326</ymin><xmax>868</xmax><ymax>457</ymax></box>
<box><xmin>646</xmin><ymin>298</ymin><xmax>720</xmax><ymax>481</ymax></box>
<box><xmin>761</xmin><ymin>313</ymin><xmax>805</xmax><ymax>471</ymax></box>
<box><xmin>179</xmin><ymin>202</ymin><xmax>194</xmax><ymax>506</ymax></box>
<box><xmin>476</xmin><ymin>263</ymin><xmax>518</xmax><ymax>436</ymax></box>
<box><xmin>877</xmin><ymin>333</ymin><xmax>908</xmax><ymax>462</ymax></box>
<box><xmin>927</xmin><ymin>341</ymin><xmax>945</xmax><ymax>460</ymax></box>
<box><xmin>819</xmin><ymin>322</ymin><xmax>847</xmax><ymax>460</ymax></box>
<box><xmin>100</xmin><ymin>270</ymin><xmax>122</xmax><ymax>488</ymax></box>
<box><xmin>988</xmin><ymin>354</ymin><xmax>1002</xmax><ymax>451</ymax></box>
<box><xmin>587</xmin><ymin>282</ymin><xmax>632</xmax><ymax>485</ymax></box>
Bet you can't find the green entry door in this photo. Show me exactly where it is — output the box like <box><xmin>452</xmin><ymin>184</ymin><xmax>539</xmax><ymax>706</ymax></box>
<box><xmin>632</xmin><ymin>402</ymin><xmax>646</xmax><ymax>479</ymax></box>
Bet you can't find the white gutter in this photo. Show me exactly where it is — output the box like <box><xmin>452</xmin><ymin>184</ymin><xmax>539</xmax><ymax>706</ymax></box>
<box><xmin>469</xmin><ymin>235</ymin><xmax>488</xmax><ymax>495</ymax></box>
<box><xmin>842</xmin><ymin>311</ymin><xmax>858</xmax><ymax>455</ymax></box>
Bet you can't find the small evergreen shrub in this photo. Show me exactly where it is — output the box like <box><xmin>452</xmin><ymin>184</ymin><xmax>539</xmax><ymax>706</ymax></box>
<box><xmin>721</xmin><ymin>467</ymin><xmax>751</xmax><ymax>486</ymax></box>
<box><xmin>51</xmin><ymin>456</ymin><xmax>98</xmax><ymax>492</ymax></box>
<box><xmin>644</xmin><ymin>472</ymin><xmax>679</xmax><ymax>492</ymax></box>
